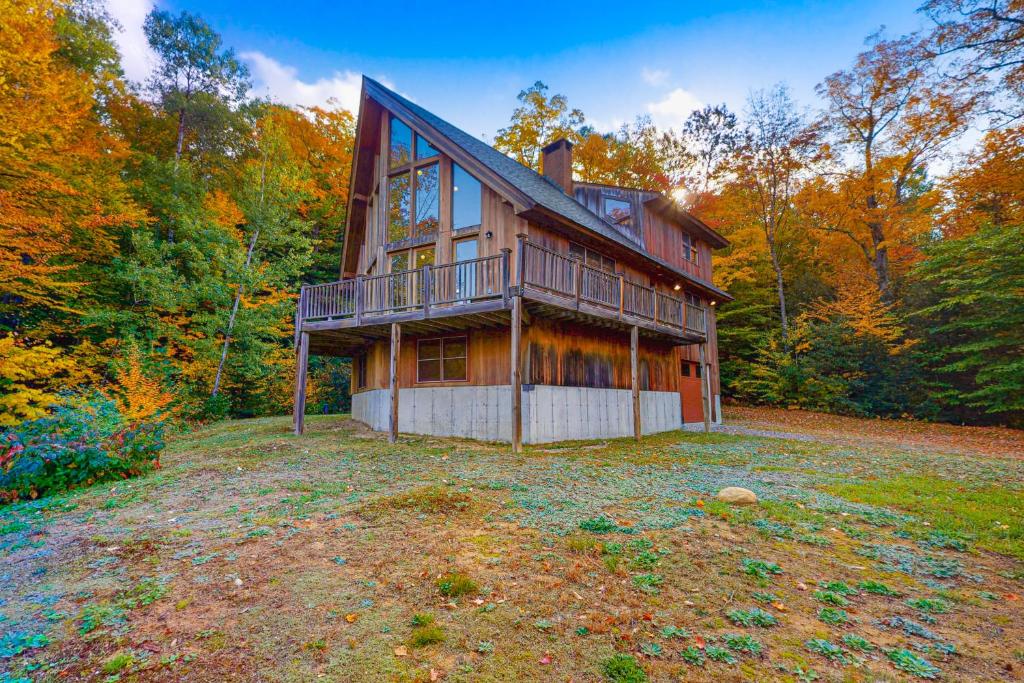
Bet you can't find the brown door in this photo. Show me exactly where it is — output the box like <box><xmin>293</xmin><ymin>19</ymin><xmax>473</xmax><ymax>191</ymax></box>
<box><xmin>679</xmin><ymin>358</ymin><xmax>704</xmax><ymax>424</ymax></box>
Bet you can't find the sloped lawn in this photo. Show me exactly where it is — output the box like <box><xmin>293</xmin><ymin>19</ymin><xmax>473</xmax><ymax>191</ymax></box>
<box><xmin>2</xmin><ymin>410</ymin><xmax>1022</xmax><ymax>682</ymax></box>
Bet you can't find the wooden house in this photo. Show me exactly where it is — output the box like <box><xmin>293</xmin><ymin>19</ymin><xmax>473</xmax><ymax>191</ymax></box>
<box><xmin>293</xmin><ymin>77</ymin><xmax>732</xmax><ymax>450</ymax></box>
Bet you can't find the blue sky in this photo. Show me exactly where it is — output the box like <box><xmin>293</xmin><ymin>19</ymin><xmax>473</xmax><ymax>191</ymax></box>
<box><xmin>107</xmin><ymin>0</ymin><xmax>926</xmax><ymax>139</ymax></box>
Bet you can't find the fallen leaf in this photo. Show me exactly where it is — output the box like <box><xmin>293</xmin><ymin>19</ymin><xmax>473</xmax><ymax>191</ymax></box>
<box><xmin>430</xmin><ymin>668</ymin><xmax>440</xmax><ymax>681</ymax></box>
<box><xmin>771</xmin><ymin>602</ymin><xmax>788</xmax><ymax>612</ymax></box>
<box><xmin>345</xmin><ymin>613</ymin><xmax>358</xmax><ymax>623</ymax></box>
<box><xmin>394</xmin><ymin>646</ymin><xmax>408</xmax><ymax>657</ymax></box>
<box><xmin>1006</xmin><ymin>593</ymin><xmax>1021</xmax><ymax>601</ymax></box>
<box><xmin>539</xmin><ymin>653</ymin><xmax>552</xmax><ymax>665</ymax></box>
<box><xmin>797</xmin><ymin>582</ymin><xmax>808</xmax><ymax>591</ymax></box>
<box><xmin>694</xmin><ymin>635</ymin><xmax>706</xmax><ymax>649</ymax></box>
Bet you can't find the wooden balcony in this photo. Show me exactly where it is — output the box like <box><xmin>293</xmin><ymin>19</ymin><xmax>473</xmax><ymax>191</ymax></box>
<box><xmin>296</xmin><ymin>240</ymin><xmax>707</xmax><ymax>355</ymax></box>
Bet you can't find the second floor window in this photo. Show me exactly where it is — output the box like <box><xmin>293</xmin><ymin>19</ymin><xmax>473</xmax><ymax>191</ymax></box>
<box><xmin>603</xmin><ymin>195</ymin><xmax>633</xmax><ymax>230</ymax></box>
<box><xmin>569</xmin><ymin>241</ymin><xmax>616</xmax><ymax>273</ymax></box>
<box><xmin>682</xmin><ymin>233</ymin><xmax>699</xmax><ymax>264</ymax></box>
<box><xmin>387</xmin><ymin>116</ymin><xmax>441</xmax><ymax>243</ymax></box>
<box><xmin>452</xmin><ymin>163</ymin><xmax>482</xmax><ymax>231</ymax></box>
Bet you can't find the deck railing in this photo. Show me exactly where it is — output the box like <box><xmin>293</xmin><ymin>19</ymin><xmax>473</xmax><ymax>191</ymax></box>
<box><xmin>297</xmin><ymin>240</ymin><xmax>707</xmax><ymax>338</ymax></box>
<box><xmin>519</xmin><ymin>240</ymin><xmax>703</xmax><ymax>336</ymax></box>
<box><xmin>299</xmin><ymin>252</ymin><xmax>508</xmax><ymax>323</ymax></box>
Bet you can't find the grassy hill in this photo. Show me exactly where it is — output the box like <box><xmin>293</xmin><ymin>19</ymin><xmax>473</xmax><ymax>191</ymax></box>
<box><xmin>2</xmin><ymin>410</ymin><xmax>1022</xmax><ymax>681</ymax></box>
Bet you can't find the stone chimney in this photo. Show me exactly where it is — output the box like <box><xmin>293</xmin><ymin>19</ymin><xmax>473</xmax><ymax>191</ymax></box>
<box><xmin>541</xmin><ymin>138</ymin><xmax>573</xmax><ymax>194</ymax></box>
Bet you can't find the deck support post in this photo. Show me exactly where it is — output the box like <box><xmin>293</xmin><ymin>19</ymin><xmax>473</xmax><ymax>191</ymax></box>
<box><xmin>631</xmin><ymin>325</ymin><xmax>641</xmax><ymax>441</ymax></box>
<box><xmin>389</xmin><ymin>322</ymin><xmax>401</xmax><ymax>443</ymax></box>
<box><xmin>699</xmin><ymin>342</ymin><xmax>711</xmax><ymax>434</ymax></box>
<box><xmin>293</xmin><ymin>331</ymin><xmax>309</xmax><ymax>435</ymax></box>
<box><xmin>511</xmin><ymin>295</ymin><xmax>523</xmax><ymax>453</ymax></box>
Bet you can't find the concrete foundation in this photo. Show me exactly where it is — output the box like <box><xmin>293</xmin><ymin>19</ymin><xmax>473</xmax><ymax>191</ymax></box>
<box><xmin>351</xmin><ymin>385</ymin><xmax>685</xmax><ymax>444</ymax></box>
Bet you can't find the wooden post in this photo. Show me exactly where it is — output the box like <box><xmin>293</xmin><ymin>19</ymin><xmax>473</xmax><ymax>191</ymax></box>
<box><xmin>422</xmin><ymin>265</ymin><xmax>431</xmax><ymax>318</ymax></box>
<box><xmin>618</xmin><ymin>274</ymin><xmax>625</xmax><ymax>320</ymax></box>
<box><xmin>515</xmin><ymin>234</ymin><xmax>526</xmax><ymax>294</ymax></box>
<box><xmin>355</xmin><ymin>275</ymin><xmax>364</xmax><ymax>325</ymax></box>
<box><xmin>293</xmin><ymin>331</ymin><xmax>309</xmax><ymax>435</ymax></box>
<box><xmin>500</xmin><ymin>248</ymin><xmax>511</xmax><ymax>307</ymax></box>
<box><xmin>574</xmin><ymin>260</ymin><xmax>582</xmax><ymax>309</ymax></box>
<box><xmin>699</xmin><ymin>343</ymin><xmax>711</xmax><ymax>434</ymax></box>
<box><xmin>388</xmin><ymin>323</ymin><xmax>401</xmax><ymax>443</ymax></box>
<box><xmin>631</xmin><ymin>325</ymin><xmax>641</xmax><ymax>441</ymax></box>
<box><xmin>511</xmin><ymin>295</ymin><xmax>523</xmax><ymax>453</ymax></box>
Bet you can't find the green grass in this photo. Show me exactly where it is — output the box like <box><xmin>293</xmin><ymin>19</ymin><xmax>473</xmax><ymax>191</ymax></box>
<box><xmin>827</xmin><ymin>475</ymin><xmax>1024</xmax><ymax>560</ymax></box>
<box><xmin>436</xmin><ymin>572</ymin><xmax>478</xmax><ymax>597</ymax></box>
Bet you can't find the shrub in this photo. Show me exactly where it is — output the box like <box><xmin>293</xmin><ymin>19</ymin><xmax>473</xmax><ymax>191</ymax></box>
<box><xmin>436</xmin><ymin>572</ymin><xmax>478</xmax><ymax>597</ymax></box>
<box><xmin>410</xmin><ymin>624</ymin><xmax>445</xmax><ymax>648</ymax></box>
<box><xmin>601</xmin><ymin>653</ymin><xmax>648</xmax><ymax>682</ymax></box>
<box><xmin>0</xmin><ymin>394</ymin><xmax>165</xmax><ymax>504</ymax></box>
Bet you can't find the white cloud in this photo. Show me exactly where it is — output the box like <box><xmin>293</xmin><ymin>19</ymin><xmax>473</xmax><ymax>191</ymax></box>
<box><xmin>646</xmin><ymin>87</ymin><xmax>702</xmax><ymax>130</ymax></box>
<box><xmin>641</xmin><ymin>67</ymin><xmax>670</xmax><ymax>86</ymax></box>
<box><xmin>105</xmin><ymin>0</ymin><xmax>157</xmax><ymax>83</ymax></box>
<box><xmin>242</xmin><ymin>51</ymin><xmax>375</xmax><ymax>111</ymax></box>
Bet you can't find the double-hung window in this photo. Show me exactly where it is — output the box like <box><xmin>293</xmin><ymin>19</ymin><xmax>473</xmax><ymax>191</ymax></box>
<box><xmin>417</xmin><ymin>336</ymin><xmax>468</xmax><ymax>382</ymax></box>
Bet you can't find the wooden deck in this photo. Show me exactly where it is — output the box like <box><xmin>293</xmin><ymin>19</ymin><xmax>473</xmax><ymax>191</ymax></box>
<box><xmin>296</xmin><ymin>239</ymin><xmax>708</xmax><ymax>356</ymax></box>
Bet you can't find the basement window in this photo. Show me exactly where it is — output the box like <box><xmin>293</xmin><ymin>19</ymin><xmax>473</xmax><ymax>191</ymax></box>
<box><xmin>417</xmin><ymin>336</ymin><xmax>468</xmax><ymax>382</ymax></box>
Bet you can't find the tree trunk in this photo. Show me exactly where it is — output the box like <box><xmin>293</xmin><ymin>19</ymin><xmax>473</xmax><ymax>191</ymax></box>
<box><xmin>767</xmin><ymin>240</ymin><xmax>789</xmax><ymax>344</ymax></box>
<box><xmin>175</xmin><ymin>108</ymin><xmax>186</xmax><ymax>162</ymax></box>
<box><xmin>211</xmin><ymin>228</ymin><xmax>259</xmax><ymax>397</ymax></box>
<box><xmin>866</xmin><ymin>193</ymin><xmax>892</xmax><ymax>303</ymax></box>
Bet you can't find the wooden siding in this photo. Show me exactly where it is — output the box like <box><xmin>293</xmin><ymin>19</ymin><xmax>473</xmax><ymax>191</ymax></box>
<box><xmin>522</xmin><ymin>319</ymin><xmax>678</xmax><ymax>392</ymax></box>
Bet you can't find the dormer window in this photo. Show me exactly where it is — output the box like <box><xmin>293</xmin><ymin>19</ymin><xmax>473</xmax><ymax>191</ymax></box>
<box><xmin>603</xmin><ymin>195</ymin><xmax>632</xmax><ymax>230</ymax></box>
<box><xmin>682</xmin><ymin>233</ymin><xmax>699</xmax><ymax>264</ymax></box>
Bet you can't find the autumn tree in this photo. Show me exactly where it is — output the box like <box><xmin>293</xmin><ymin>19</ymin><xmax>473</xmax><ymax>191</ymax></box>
<box><xmin>493</xmin><ymin>82</ymin><xmax>585</xmax><ymax>171</ymax></box>
<box><xmin>921</xmin><ymin>0</ymin><xmax>1024</xmax><ymax>121</ymax></box>
<box><xmin>731</xmin><ymin>86</ymin><xmax>814</xmax><ymax>344</ymax></box>
<box><xmin>940</xmin><ymin>125</ymin><xmax>1024</xmax><ymax>236</ymax></box>
<box><xmin>573</xmin><ymin>116</ymin><xmax>669</xmax><ymax>191</ymax></box>
<box><xmin>807</xmin><ymin>33</ymin><xmax>978</xmax><ymax>302</ymax></box>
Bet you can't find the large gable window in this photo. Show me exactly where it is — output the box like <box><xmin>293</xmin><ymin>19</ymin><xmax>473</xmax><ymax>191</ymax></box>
<box><xmin>417</xmin><ymin>336</ymin><xmax>468</xmax><ymax>382</ymax></box>
<box><xmin>452</xmin><ymin>163</ymin><xmax>482</xmax><ymax>231</ymax></box>
<box><xmin>387</xmin><ymin>115</ymin><xmax>441</xmax><ymax>243</ymax></box>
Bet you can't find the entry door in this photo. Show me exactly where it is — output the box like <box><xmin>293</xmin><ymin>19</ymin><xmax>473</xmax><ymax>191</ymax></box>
<box><xmin>679</xmin><ymin>357</ymin><xmax>704</xmax><ymax>424</ymax></box>
<box><xmin>454</xmin><ymin>238</ymin><xmax>478</xmax><ymax>301</ymax></box>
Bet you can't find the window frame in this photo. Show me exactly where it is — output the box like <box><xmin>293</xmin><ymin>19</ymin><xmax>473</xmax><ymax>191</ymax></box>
<box><xmin>386</xmin><ymin>115</ymin><xmax>443</xmax><ymax>246</ymax></box>
<box><xmin>451</xmin><ymin>162</ymin><xmax>483</xmax><ymax>233</ymax></box>
<box><xmin>568</xmin><ymin>241</ymin><xmax>616</xmax><ymax>273</ymax></box>
<box><xmin>602</xmin><ymin>194</ymin><xmax>633</xmax><ymax>230</ymax></box>
<box><xmin>416</xmin><ymin>335</ymin><xmax>469</xmax><ymax>383</ymax></box>
<box><xmin>681</xmin><ymin>233</ymin><xmax>699</xmax><ymax>264</ymax></box>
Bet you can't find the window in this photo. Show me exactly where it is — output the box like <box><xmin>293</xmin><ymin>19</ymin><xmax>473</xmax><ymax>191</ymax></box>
<box><xmin>452</xmin><ymin>163</ymin><xmax>482</xmax><ymax>231</ymax></box>
<box><xmin>682</xmin><ymin>233</ymin><xmax>699</xmax><ymax>264</ymax></box>
<box><xmin>603</xmin><ymin>195</ymin><xmax>632</xmax><ymax>229</ymax></box>
<box><xmin>417</xmin><ymin>336</ymin><xmax>468</xmax><ymax>382</ymax></box>
<box><xmin>569</xmin><ymin>241</ymin><xmax>616</xmax><ymax>273</ymax></box>
<box><xmin>416</xmin><ymin>134</ymin><xmax>439</xmax><ymax>159</ymax></box>
<box><xmin>389</xmin><ymin>116</ymin><xmax>412</xmax><ymax>167</ymax></box>
<box><xmin>685</xmin><ymin>292</ymin><xmax>702</xmax><ymax>307</ymax></box>
<box><xmin>414</xmin><ymin>164</ymin><xmax>439</xmax><ymax>236</ymax></box>
<box><xmin>387</xmin><ymin>173</ymin><xmax>410</xmax><ymax>242</ymax></box>
<box><xmin>454</xmin><ymin>238</ymin><xmax>478</xmax><ymax>300</ymax></box>
<box><xmin>386</xmin><ymin>116</ymin><xmax>441</xmax><ymax>243</ymax></box>
<box><xmin>681</xmin><ymin>361</ymin><xmax>691</xmax><ymax>377</ymax></box>
<box><xmin>356</xmin><ymin>354</ymin><xmax>367</xmax><ymax>389</ymax></box>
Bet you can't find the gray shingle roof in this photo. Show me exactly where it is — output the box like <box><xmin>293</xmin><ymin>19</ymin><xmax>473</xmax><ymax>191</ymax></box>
<box><xmin>364</xmin><ymin>77</ymin><xmax>731</xmax><ymax>301</ymax></box>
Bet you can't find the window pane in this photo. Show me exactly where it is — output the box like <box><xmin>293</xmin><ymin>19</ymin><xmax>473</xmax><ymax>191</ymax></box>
<box><xmin>568</xmin><ymin>242</ymin><xmax>585</xmax><ymax>261</ymax></box>
<box><xmin>414</xmin><ymin>247</ymin><xmax>435</xmax><ymax>268</ymax></box>
<box><xmin>414</xmin><ymin>164</ymin><xmax>439</xmax><ymax>237</ymax></box>
<box><xmin>443</xmin><ymin>357</ymin><xmax>466</xmax><ymax>381</ymax></box>
<box><xmin>416</xmin><ymin>134</ymin><xmax>439</xmax><ymax>159</ymax></box>
<box><xmin>389</xmin><ymin>116</ymin><xmax>412</xmax><ymax>167</ymax></box>
<box><xmin>452</xmin><ymin>163</ymin><xmax>482</xmax><ymax>231</ymax></box>
<box><xmin>418</xmin><ymin>359</ymin><xmax>441</xmax><ymax>382</ymax></box>
<box><xmin>681</xmin><ymin>362</ymin><xmax>691</xmax><ymax>377</ymax></box>
<box><xmin>419</xmin><ymin>339</ymin><xmax>441</xmax><ymax>360</ymax></box>
<box><xmin>443</xmin><ymin>337</ymin><xmax>467</xmax><ymax>358</ymax></box>
<box><xmin>388</xmin><ymin>173</ymin><xmax>410</xmax><ymax>242</ymax></box>
<box><xmin>454</xmin><ymin>239</ymin><xmax>478</xmax><ymax>262</ymax></box>
<box><xmin>390</xmin><ymin>252</ymin><xmax>409</xmax><ymax>272</ymax></box>
<box><xmin>604</xmin><ymin>196</ymin><xmax>632</xmax><ymax>228</ymax></box>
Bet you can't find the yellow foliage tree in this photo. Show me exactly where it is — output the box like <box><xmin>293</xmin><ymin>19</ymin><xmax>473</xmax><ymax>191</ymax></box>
<box><xmin>111</xmin><ymin>347</ymin><xmax>177</xmax><ymax>422</ymax></box>
<box><xmin>0</xmin><ymin>334</ymin><xmax>85</xmax><ymax>425</ymax></box>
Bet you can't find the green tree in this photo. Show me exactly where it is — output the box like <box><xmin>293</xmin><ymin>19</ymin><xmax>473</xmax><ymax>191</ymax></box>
<box><xmin>910</xmin><ymin>225</ymin><xmax>1024</xmax><ymax>425</ymax></box>
<box><xmin>143</xmin><ymin>9</ymin><xmax>250</xmax><ymax>164</ymax></box>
